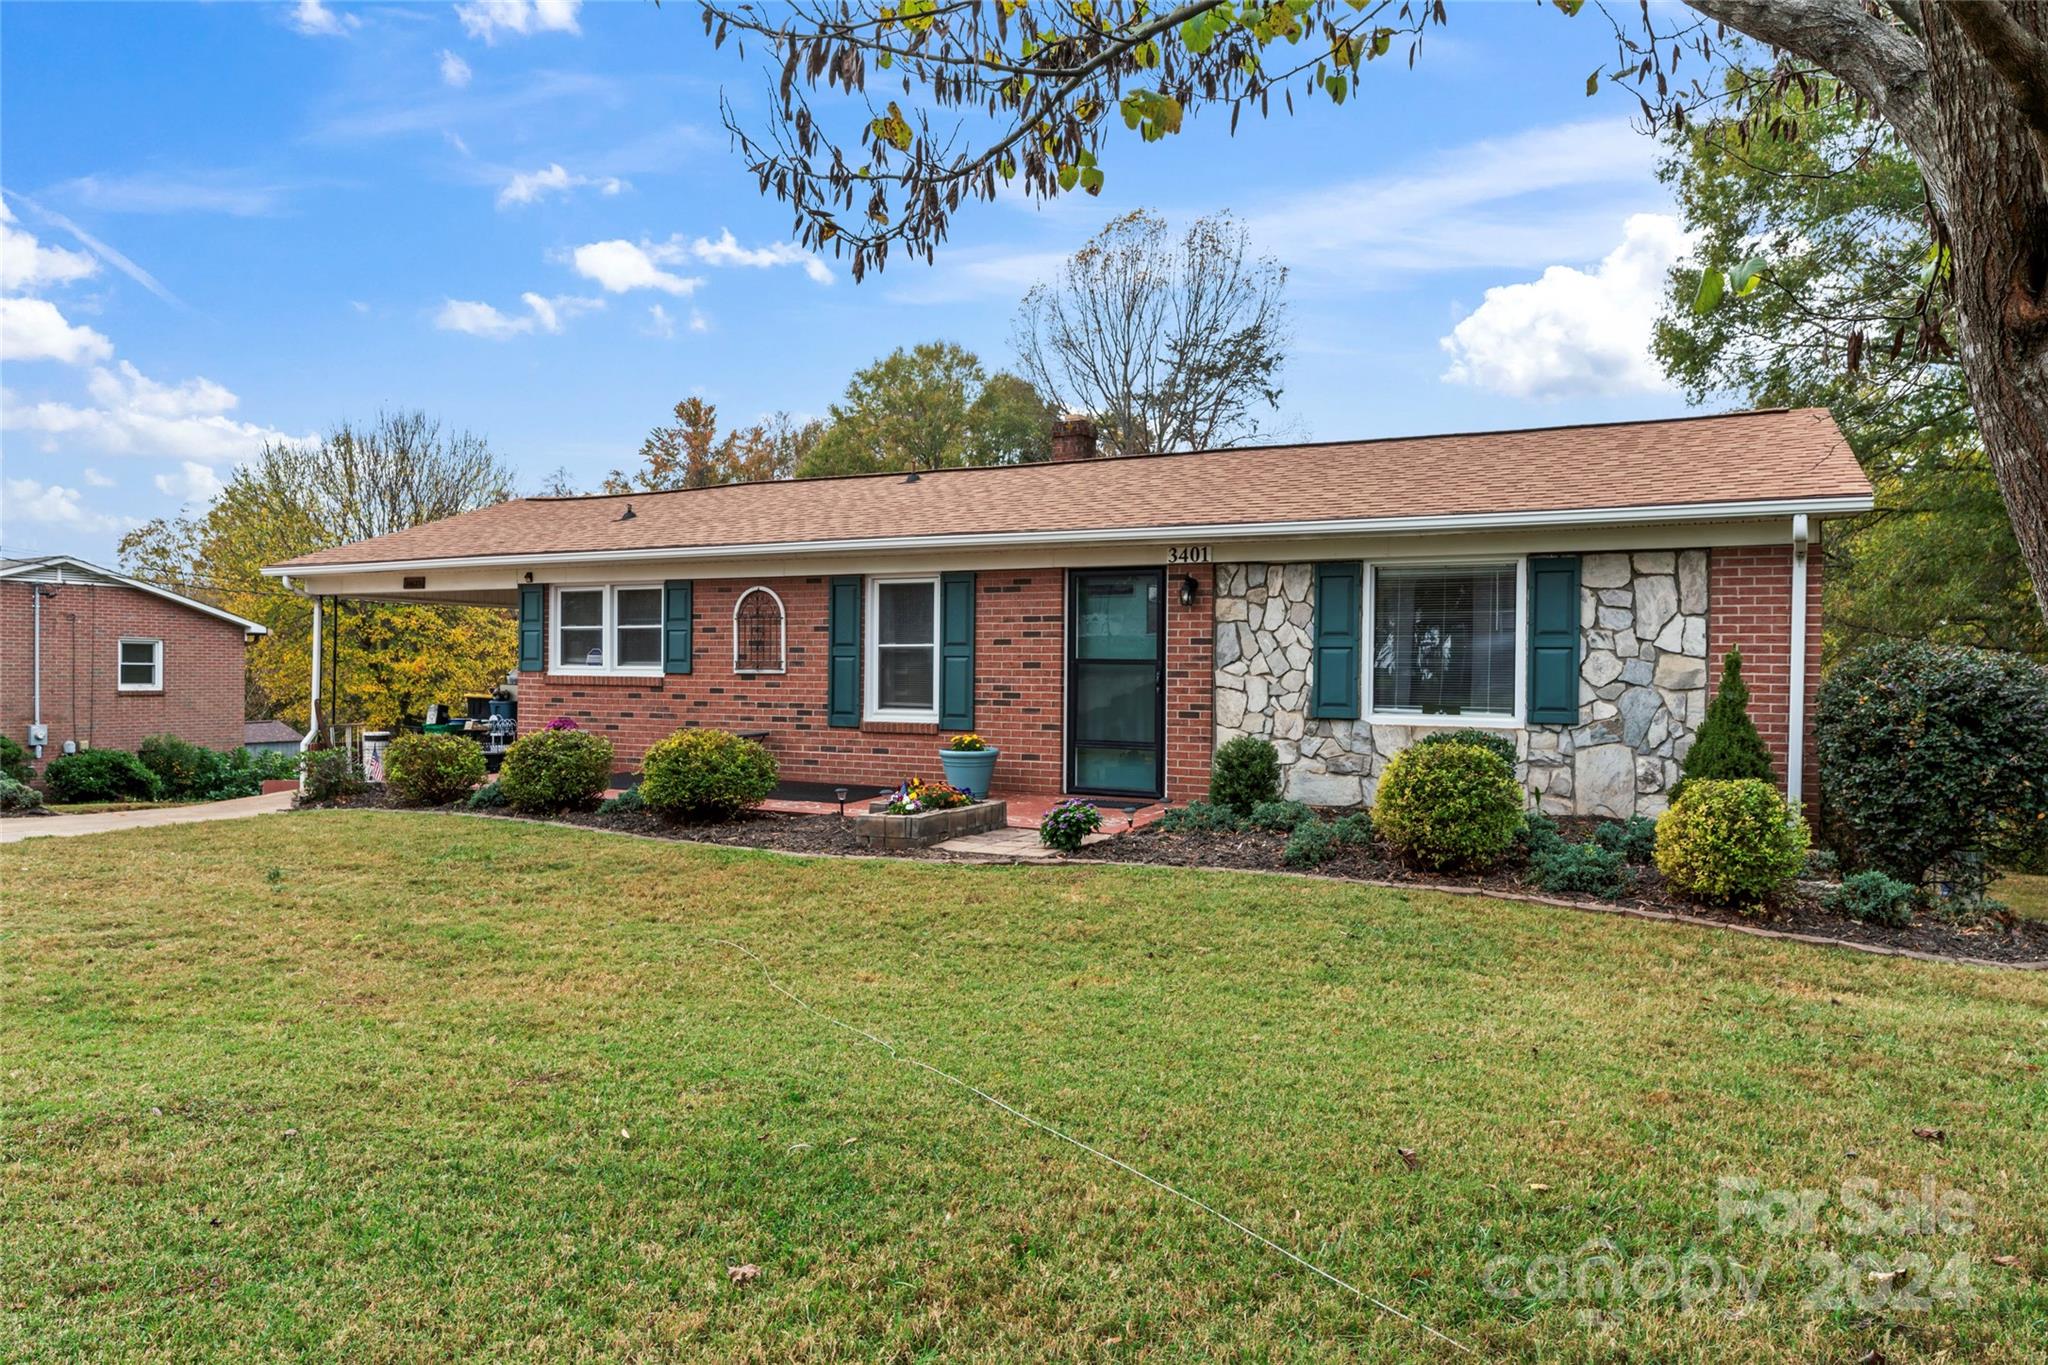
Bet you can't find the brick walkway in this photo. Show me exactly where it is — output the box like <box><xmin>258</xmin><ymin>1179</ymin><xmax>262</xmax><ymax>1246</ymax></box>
<box><xmin>760</xmin><ymin>792</ymin><xmax>1166</xmax><ymax>832</ymax></box>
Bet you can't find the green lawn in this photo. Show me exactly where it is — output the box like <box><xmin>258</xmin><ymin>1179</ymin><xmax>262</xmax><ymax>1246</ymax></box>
<box><xmin>4</xmin><ymin>813</ymin><xmax>2043</xmax><ymax>1361</ymax></box>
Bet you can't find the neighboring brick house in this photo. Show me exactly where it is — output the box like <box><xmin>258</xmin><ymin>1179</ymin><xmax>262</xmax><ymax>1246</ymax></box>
<box><xmin>267</xmin><ymin>409</ymin><xmax>1870</xmax><ymax>815</ymax></box>
<box><xmin>1</xmin><ymin>556</ymin><xmax>266</xmax><ymax>770</ymax></box>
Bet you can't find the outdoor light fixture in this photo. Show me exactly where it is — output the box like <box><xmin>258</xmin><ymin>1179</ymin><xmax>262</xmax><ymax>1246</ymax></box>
<box><xmin>834</xmin><ymin>786</ymin><xmax>849</xmax><ymax>817</ymax></box>
<box><xmin>1121</xmin><ymin>803</ymin><xmax>1139</xmax><ymax>831</ymax></box>
<box><xmin>1178</xmin><ymin>575</ymin><xmax>1199</xmax><ymax>608</ymax></box>
<box><xmin>523</xmin><ymin>571</ymin><xmax>534</xmax><ymax>583</ymax></box>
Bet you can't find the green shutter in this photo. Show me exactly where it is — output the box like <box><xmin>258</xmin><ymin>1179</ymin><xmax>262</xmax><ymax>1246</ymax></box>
<box><xmin>827</xmin><ymin>575</ymin><xmax>862</xmax><ymax>728</ymax></box>
<box><xmin>938</xmin><ymin>571</ymin><xmax>976</xmax><ymax>731</ymax></box>
<box><xmin>1309</xmin><ymin>562</ymin><xmax>1362</xmax><ymax>719</ymax></box>
<box><xmin>518</xmin><ymin>583</ymin><xmax>544</xmax><ymax>672</ymax></box>
<box><xmin>1526</xmin><ymin>555</ymin><xmax>1581</xmax><ymax>724</ymax></box>
<box><xmin>663</xmin><ymin>580</ymin><xmax>694</xmax><ymax>674</ymax></box>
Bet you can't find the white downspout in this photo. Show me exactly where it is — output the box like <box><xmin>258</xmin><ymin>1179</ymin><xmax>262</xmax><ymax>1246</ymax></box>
<box><xmin>30</xmin><ymin>585</ymin><xmax>45</xmax><ymax>759</ymax></box>
<box><xmin>1787</xmin><ymin>515</ymin><xmax>1810</xmax><ymax>807</ymax></box>
<box><xmin>300</xmin><ymin>591</ymin><xmax>323</xmax><ymax>792</ymax></box>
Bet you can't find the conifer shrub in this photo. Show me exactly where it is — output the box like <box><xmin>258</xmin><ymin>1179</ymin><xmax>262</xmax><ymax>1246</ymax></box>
<box><xmin>1676</xmin><ymin>647</ymin><xmax>1775</xmax><ymax>795</ymax></box>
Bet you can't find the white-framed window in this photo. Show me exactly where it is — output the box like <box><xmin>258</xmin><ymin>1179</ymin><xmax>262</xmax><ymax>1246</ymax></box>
<box><xmin>551</xmin><ymin>584</ymin><xmax>664</xmax><ymax>675</ymax></box>
<box><xmin>732</xmin><ymin>587</ymin><xmax>787</xmax><ymax>674</ymax></box>
<box><xmin>1365</xmin><ymin>559</ymin><xmax>1525</xmax><ymax>727</ymax></box>
<box><xmin>864</xmin><ymin>576</ymin><xmax>939</xmax><ymax>721</ymax></box>
<box><xmin>118</xmin><ymin>637</ymin><xmax>164</xmax><ymax>692</ymax></box>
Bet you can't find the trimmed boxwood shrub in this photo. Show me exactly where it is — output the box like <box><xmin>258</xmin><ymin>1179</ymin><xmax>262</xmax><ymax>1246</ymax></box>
<box><xmin>44</xmin><ymin>748</ymin><xmax>163</xmax><ymax>803</ymax></box>
<box><xmin>1374</xmin><ymin>741</ymin><xmax>1524</xmax><ymax>871</ymax></box>
<box><xmin>384</xmin><ymin>732</ymin><xmax>488</xmax><ymax>806</ymax></box>
<box><xmin>1209</xmin><ymin>735</ymin><xmax>1280</xmax><ymax>815</ymax></box>
<box><xmin>498</xmin><ymin>728</ymin><xmax>615</xmax><ymax>813</ymax></box>
<box><xmin>1816</xmin><ymin>642</ymin><xmax>2048</xmax><ymax>887</ymax></box>
<box><xmin>1826</xmin><ymin>870</ymin><xmax>1917</xmax><ymax>928</ymax></box>
<box><xmin>0</xmin><ymin>734</ymin><xmax>31</xmax><ymax>784</ymax></box>
<box><xmin>1676</xmin><ymin>647</ymin><xmax>1776</xmax><ymax>795</ymax></box>
<box><xmin>638</xmin><ymin>729</ymin><xmax>778</xmax><ymax>821</ymax></box>
<box><xmin>1413</xmin><ymin>728</ymin><xmax>1517</xmax><ymax>770</ymax></box>
<box><xmin>1654</xmin><ymin>778</ymin><xmax>1809</xmax><ymax>908</ymax></box>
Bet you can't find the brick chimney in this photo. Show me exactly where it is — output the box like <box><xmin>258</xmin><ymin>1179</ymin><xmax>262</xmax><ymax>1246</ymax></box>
<box><xmin>1049</xmin><ymin>415</ymin><xmax>1099</xmax><ymax>462</ymax></box>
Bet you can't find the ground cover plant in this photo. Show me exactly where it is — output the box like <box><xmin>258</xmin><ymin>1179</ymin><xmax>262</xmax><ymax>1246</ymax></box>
<box><xmin>3</xmin><ymin>813</ymin><xmax>2042</xmax><ymax>1361</ymax></box>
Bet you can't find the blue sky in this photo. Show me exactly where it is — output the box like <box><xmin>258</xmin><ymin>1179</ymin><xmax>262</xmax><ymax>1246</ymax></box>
<box><xmin>1</xmin><ymin>0</ymin><xmax>1703</xmax><ymax>563</ymax></box>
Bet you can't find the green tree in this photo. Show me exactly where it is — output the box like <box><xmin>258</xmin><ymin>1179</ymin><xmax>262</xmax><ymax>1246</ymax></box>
<box><xmin>118</xmin><ymin>410</ymin><xmax>518</xmax><ymax>731</ymax></box>
<box><xmin>796</xmin><ymin>341</ymin><xmax>1053</xmax><ymax>477</ymax></box>
<box><xmin>1652</xmin><ymin>87</ymin><xmax>2044</xmax><ymax>659</ymax></box>
<box><xmin>705</xmin><ymin>0</ymin><xmax>2048</xmax><ymax>633</ymax></box>
<box><xmin>1678</xmin><ymin>648</ymin><xmax>1777</xmax><ymax>793</ymax></box>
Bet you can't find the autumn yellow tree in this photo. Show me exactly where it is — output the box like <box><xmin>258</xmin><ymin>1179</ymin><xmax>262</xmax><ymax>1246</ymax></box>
<box><xmin>119</xmin><ymin>411</ymin><xmax>518</xmax><ymax>731</ymax></box>
<box><xmin>601</xmin><ymin>399</ymin><xmax>821</xmax><ymax>492</ymax></box>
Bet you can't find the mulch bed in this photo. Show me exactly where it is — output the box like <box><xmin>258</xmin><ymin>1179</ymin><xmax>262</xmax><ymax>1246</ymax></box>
<box><xmin>1070</xmin><ymin>824</ymin><xmax>2048</xmax><ymax>966</ymax></box>
<box><xmin>298</xmin><ymin>787</ymin><xmax>2047</xmax><ymax>967</ymax></box>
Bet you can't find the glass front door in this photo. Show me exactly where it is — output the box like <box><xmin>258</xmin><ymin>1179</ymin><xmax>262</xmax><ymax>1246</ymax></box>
<box><xmin>1068</xmin><ymin>569</ymin><xmax>1164</xmax><ymax>798</ymax></box>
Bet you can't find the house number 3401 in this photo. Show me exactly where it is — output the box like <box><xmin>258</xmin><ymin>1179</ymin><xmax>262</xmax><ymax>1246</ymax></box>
<box><xmin>1167</xmin><ymin>545</ymin><xmax>1211</xmax><ymax>564</ymax></box>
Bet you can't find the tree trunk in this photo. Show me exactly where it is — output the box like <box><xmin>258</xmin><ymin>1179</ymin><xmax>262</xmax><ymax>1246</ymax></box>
<box><xmin>1916</xmin><ymin>4</ymin><xmax>2048</xmax><ymax>626</ymax></box>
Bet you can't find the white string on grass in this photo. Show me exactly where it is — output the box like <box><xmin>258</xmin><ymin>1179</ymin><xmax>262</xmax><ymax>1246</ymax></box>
<box><xmin>710</xmin><ymin>938</ymin><xmax>1479</xmax><ymax>1359</ymax></box>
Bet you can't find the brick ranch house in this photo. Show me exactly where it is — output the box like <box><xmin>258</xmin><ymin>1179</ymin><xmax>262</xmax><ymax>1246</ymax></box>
<box><xmin>265</xmin><ymin>409</ymin><xmax>1872</xmax><ymax>818</ymax></box>
<box><xmin>2</xmin><ymin>555</ymin><xmax>267</xmax><ymax>770</ymax></box>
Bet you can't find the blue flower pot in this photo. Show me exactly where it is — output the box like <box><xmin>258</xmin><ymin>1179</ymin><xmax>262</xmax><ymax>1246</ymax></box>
<box><xmin>938</xmin><ymin>747</ymin><xmax>998</xmax><ymax>799</ymax></box>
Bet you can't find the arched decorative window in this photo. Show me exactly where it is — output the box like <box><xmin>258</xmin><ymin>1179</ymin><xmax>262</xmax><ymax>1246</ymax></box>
<box><xmin>732</xmin><ymin>587</ymin><xmax>786</xmax><ymax>674</ymax></box>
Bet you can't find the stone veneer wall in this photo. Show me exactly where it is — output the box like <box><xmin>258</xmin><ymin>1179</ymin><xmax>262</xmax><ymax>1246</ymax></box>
<box><xmin>1212</xmin><ymin>552</ymin><xmax>1710</xmax><ymax>818</ymax></box>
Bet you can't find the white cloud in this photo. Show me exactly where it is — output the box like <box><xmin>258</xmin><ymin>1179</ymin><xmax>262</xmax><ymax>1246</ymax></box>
<box><xmin>0</xmin><ymin>201</ymin><xmax>100</xmax><ymax>292</ymax></box>
<box><xmin>567</xmin><ymin>231</ymin><xmax>826</xmax><ymax>294</ymax></box>
<box><xmin>4</xmin><ymin>196</ymin><xmax>177</xmax><ymax>304</ymax></box>
<box><xmin>439</xmin><ymin>49</ymin><xmax>473</xmax><ymax>87</ymax></box>
<box><xmin>291</xmin><ymin>0</ymin><xmax>359</xmax><ymax>37</ymax></box>
<box><xmin>0</xmin><ymin>297</ymin><xmax>114</xmax><ymax>365</ymax></box>
<box><xmin>688</xmin><ymin>229</ymin><xmax>833</xmax><ymax>284</ymax></box>
<box><xmin>689</xmin><ymin>308</ymin><xmax>709</xmax><ymax>333</ymax></box>
<box><xmin>1439</xmin><ymin>213</ymin><xmax>1693</xmax><ymax>400</ymax></box>
<box><xmin>570</xmin><ymin>239</ymin><xmax>700</xmax><ymax>295</ymax></box>
<box><xmin>82</xmin><ymin>467</ymin><xmax>115</xmax><ymax>487</ymax></box>
<box><xmin>3</xmin><ymin>477</ymin><xmax>129</xmax><ymax>532</ymax></box>
<box><xmin>153</xmin><ymin>460</ymin><xmax>228</xmax><ymax>504</ymax></box>
<box><xmin>1244</xmin><ymin>120</ymin><xmax>1664</xmax><ymax>279</ymax></box>
<box><xmin>456</xmin><ymin>0</ymin><xmax>581</xmax><ymax>43</ymax></box>
<box><xmin>3</xmin><ymin>360</ymin><xmax>304</xmax><ymax>461</ymax></box>
<box><xmin>496</xmin><ymin>162</ymin><xmax>626</xmax><ymax>209</ymax></box>
<box><xmin>435</xmin><ymin>292</ymin><xmax>600</xmax><ymax>338</ymax></box>
<box><xmin>643</xmin><ymin>303</ymin><xmax>676</xmax><ymax>339</ymax></box>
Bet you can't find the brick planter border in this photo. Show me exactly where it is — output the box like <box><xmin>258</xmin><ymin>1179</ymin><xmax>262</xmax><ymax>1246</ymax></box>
<box><xmin>847</xmin><ymin>800</ymin><xmax>1007</xmax><ymax>851</ymax></box>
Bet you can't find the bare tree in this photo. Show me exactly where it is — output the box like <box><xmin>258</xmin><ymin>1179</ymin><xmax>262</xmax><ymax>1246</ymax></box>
<box><xmin>1014</xmin><ymin>210</ymin><xmax>1286</xmax><ymax>455</ymax></box>
<box><xmin>701</xmin><ymin>0</ymin><xmax>2048</xmax><ymax>629</ymax></box>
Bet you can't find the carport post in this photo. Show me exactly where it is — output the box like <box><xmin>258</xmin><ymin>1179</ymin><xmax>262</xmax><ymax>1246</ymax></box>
<box><xmin>300</xmin><ymin>594</ymin><xmax>323</xmax><ymax>792</ymax></box>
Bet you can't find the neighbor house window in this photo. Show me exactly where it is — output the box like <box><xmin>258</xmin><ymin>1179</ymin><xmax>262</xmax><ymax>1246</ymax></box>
<box><xmin>118</xmin><ymin>638</ymin><xmax>163</xmax><ymax>692</ymax></box>
<box><xmin>553</xmin><ymin>585</ymin><xmax>662</xmax><ymax>674</ymax></box>
<box><xmin>866</xmin><ymin>577</ymin><xmax>938</xmax><ymax>720</ymax></box>
<box><xmin>732</xmin><ymin>587</ymin><xmax>786</xmax><ymax>674</ymax></box>
<box><xmin>1369</xmin><ymin>562</ymin><xmax>1521</xmax><ymax>721</ymax></box>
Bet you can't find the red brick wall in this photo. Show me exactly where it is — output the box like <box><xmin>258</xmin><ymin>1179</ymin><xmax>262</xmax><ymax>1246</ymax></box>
<box><xmin>1164</xmin><ymin>563</ymin><xmax>1214</xmax><ymax>802</ymax></box>
<box><xmin>0</xmin><ymin>579</ymin><xmax>250</xmax><ymax>769</ymax></box>
<box><xmin>1707</xmin><ymin>541</ymin><xmax>1823</xmax><ymax>805</ymax></box>
<box><xmin>519</xmin><ymin>566</ymin><xmax>1215</xmax><ymax>800</ymax></box>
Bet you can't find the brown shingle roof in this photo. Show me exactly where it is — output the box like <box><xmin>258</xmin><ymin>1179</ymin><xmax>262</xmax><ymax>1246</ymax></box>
<box><xmin>273</xmin><ymin>408</ymin><xmax>1868</xmax><ymax>571</ymax></box>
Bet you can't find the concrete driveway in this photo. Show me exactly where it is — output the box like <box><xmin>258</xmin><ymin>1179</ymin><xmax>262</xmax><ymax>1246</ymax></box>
<box><xmin>0</xmin><ymin>790</ymin><xmax>296</xmax><ymax>844</ymax></box>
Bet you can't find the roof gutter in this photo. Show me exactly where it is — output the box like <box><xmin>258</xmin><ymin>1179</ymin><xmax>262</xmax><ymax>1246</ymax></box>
<box><xmin>261</xmin><ymin>493</ymin><xmax>1875</xmax><ymax>580</ymax></box>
